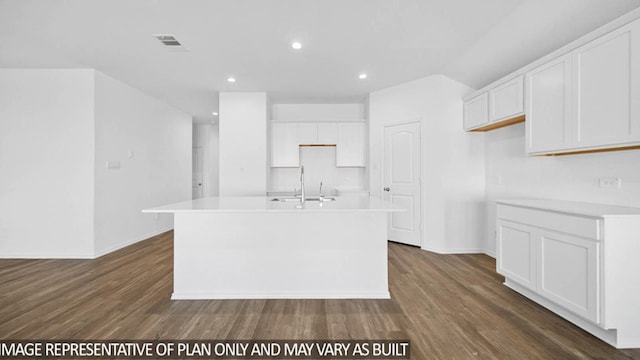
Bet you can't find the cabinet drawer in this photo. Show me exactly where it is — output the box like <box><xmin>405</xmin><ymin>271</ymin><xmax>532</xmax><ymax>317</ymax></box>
<box><xmin>497</xmin><ymin>205</ymin><xmax>601</xmax><ymax>240</ymax></box>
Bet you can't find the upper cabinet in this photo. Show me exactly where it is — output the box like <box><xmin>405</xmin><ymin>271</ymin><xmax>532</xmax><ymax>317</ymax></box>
<box><xmin>317</xmin><ymin>123</ymin><xmax>339</xmax><ymax>144</ymax></box>
<box><xmin>489</xmin><ymin>76</ymin><xmax>524</xmax><ymax>122</ymax></box>
<box><xmin>463</xmin><ymin>93</ymin><xmax>488</xmax><ymax>130</ymax></box>
<box><xmin>527</xmin><ymin>18</ymin><xmax>640</xmax><ymax>155</ymax></box>
<box><xmin>463</xmin><ymin>76</ymin><xmax>525</xmax><ymax>132</ymax></box>
<box><xmin>526</xmin><ymin>54</ymin><xmax>573</xmax><ymax>154</ymax></box>
<box><xmin>465</xmin><ymin>13</ymin><xmax>640</xmax><ymax>156</ymax></box>
<box><xmin>270</xmin><ymin>122</ymin><xmax>365</xmax><ymax>168</ymax></box>
<box><xmin>298</xmin><ymin>123</ymin><xmax>338</xmax><ymax>145</ymax></box>
<box><xmin>271</xmin><ymin>123</ymin><xmax>300</xmax><ymax>167</ymax></box>
<box><xmin>572</xmin><ymin>20</ymin><xmax>640</xmax><ymax>150</ymax></box>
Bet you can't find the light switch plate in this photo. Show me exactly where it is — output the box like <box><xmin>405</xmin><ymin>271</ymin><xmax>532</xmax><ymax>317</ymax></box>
<box><xmin>106</xmin><ymin>160</ymin><xmax>121</xmax><ymax>169</ymax></box>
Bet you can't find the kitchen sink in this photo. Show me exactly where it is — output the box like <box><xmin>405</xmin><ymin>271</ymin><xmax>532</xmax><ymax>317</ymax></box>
<box><xmin>270</xmin><ymin>197</ymin><xmax>336</xmax><ymax>202</ymax></box>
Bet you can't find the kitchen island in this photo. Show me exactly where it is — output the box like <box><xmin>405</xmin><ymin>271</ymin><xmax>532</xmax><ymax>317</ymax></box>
<box><xmin>143</xmin><ymin>196</ymin><xmax>402</xmax><ymax>300</ymax></box>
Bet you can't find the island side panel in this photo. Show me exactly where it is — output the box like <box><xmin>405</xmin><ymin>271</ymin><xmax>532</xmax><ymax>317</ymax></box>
<box><xmin>172</xmin><ymin>211</ymin><xmax>389</xmax><ymax>299</ymax></box>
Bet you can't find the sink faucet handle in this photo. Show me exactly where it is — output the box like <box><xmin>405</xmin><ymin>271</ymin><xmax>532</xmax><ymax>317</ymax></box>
<box><xmin>319</xmin><ymin>181</ymin><xmax>323</xmax><ymax>197</ymax></box>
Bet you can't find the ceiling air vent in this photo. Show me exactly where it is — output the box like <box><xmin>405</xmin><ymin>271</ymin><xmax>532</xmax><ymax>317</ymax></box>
<box><xmin>153</xmin><ymin>34</ymin><xmax>182</xmax><ymax>47</ymax></box>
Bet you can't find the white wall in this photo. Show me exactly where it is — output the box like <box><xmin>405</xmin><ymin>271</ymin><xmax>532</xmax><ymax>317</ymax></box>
<box><xmin>0</xmin><ymin>69</ymin><xmax>96</xmax><ymax>258</ymax></box>
<box><xmin>369</xmin><ymin>75</ymin><xmax>486</xmax><ymax>253</ymax></box>
<box><xmin>219</xmin><ymin>92</ymin><xmax>267</xmax><ymax>196</ymax></box>
<box><xmin>484</xmin><ymin>123</ymin><xmax>640</xmax><ymax>255</ymax></box>
<box><xmin>0</xmin><ymin>69</ymin><xmax>191</xmax><ymax>259</ymax></box>
<box><xmin>193</xmin><ymin>122</ymin><xmax>219</xmax><ymax>197</ymax></box>
<box><xmin>93</xmin><ymin>71</ymin><xmax>191</xmax><ymax>256</ymax></box>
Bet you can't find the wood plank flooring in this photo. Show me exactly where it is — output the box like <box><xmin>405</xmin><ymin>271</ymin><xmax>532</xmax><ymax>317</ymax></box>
<box><xmin>1</xmin><ymin>231</ymin><xmax>639</xmax><ymax>359</ymax></box>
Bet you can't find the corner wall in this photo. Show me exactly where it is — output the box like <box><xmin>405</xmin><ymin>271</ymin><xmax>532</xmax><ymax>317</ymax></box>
<box><xmin>219</xmin><ymin>92</ymin><xmax>267</xmax><ymax>196</ymax></box>
<box><xmin>369</xmin><ymin>75</ymin><xmax>486</xmax><ymax>253</ymax></box>
<box><xmin>0</xmin><ymin>69</ymin><xmax>96</xmax><ymax>258</ymax></box>
<box><xmin>0</xmin><ymin>69</ymin><xmax>191</xmax><ymax>258</ymax></box>
<box><xmin>93</xmin><ymin>71</ymin><xmax>191</xmax><ymax>256</ymax></box>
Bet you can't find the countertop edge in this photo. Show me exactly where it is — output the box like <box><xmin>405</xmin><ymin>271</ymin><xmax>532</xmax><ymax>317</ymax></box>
<box><xmin>496</xmin><ymin>199</ymin><xmax>640</xmax><ymax>217</ymax></box>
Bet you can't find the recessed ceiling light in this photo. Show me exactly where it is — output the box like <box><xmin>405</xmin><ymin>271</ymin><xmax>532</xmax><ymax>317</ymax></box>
<box><xmin>358</xmin><ymin>73</ymin><xmax>368</xmax><ymax>80</ymax></box>
<box><xmin>291</xmin><ymin>41</ymin><xmax>302</xmax><ymax>50</ymax></box>
<box><xmin>227</xmin><ymin>77</ymin><xmax>236</xmax><ymax>83</ymax></box>
<box><xmin>212</xmin><ymin>112</ymin><xmax>218</xmax><ymax>116</ymax></box>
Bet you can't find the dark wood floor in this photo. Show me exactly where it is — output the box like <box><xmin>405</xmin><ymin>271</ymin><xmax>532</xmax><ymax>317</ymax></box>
<box><xmin>1</xmin><ymin>231</ymin><xmax>639</xmax><ymax>359</ymax></box>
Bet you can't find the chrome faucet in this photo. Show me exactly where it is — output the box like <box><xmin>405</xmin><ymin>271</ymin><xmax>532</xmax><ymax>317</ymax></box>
<box><xmin>319</xmin><ymin>181</ymin><xmax>324</xmax><ymax>201</ymax></box>
<box><xmin>299</xmin><ymin>166</ymin><xmax>305</xmax><ymax>204</ymax></box>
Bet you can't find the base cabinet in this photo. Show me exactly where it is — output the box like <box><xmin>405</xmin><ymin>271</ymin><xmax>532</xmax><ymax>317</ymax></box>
<box><xmin>497</xmin><ymin>200</ymin><xmax>640</xmax><ymax>349</ymax></box>
<box><xmin>497</xmin><ymin>221</ymin><xmax>536</xmax><ymax>291</ymax></box>
<box><xmin>539</xmin><ymin>231</ymin><xmax>599</xmax><ymax>324</ymax></box>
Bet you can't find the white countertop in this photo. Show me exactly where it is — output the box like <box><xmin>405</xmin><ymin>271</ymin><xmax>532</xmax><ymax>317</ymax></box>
<box><xmin>143</xmin><ymin>196</ymin><xmax>404</xmax><ymax>213</ymax></box>
<box><xmin>497</xmin><ymin>199</ymin><xmax>640</xmax><ymax>217</ymax></box>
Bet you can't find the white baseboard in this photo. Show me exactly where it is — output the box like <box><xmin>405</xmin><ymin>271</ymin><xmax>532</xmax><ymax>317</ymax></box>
<box><xmin>171</xmin><ymin>291</ymin><xmax>391</xmax><ymax>300</ymax></box>
<box><xmin>0</xmin><ymin>252</ymin><xmax>95</xmax><ymax>259</ymax></box>
<box><xmin>484</xmin><ymin>250</ymin><xmax>496</xmax><ymax>258</ymax></box>
<box><xmin>0</xmin><ymin>227</ymin><xmax>173</xmax><ymax>259</ymax></box>
<box><xmin>420</xmin><ymin>245</ymin><xmax>487</xmax><ymax>255</ymax></box>
<box><xmin>93</xmin><ymin>226</ymin><xmax>173</xmax><ymax>258</ymax></box>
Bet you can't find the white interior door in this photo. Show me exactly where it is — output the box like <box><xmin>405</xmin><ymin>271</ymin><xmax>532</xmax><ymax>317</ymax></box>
<box><xmin>192</xmin><ymin>147</ymin><xmax>204</xmax><ymax>199</ymax></box>
<box><xmin>383</xmin><ymin>122</ymin><xmax>421</xmax><ymax>246</ymax></box>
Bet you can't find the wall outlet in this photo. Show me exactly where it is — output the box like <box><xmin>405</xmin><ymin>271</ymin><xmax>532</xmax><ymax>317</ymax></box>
<box><xmin>599</xmin><ymin>177</ymin><xmax>621</xmax><ymax>189</ymax></box>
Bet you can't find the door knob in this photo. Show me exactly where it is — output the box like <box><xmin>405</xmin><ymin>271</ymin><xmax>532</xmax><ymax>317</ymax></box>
<box><xmin>384</xmin><ymin>187</ymin><xmax>390</xmax><ymax>192</ymax></box>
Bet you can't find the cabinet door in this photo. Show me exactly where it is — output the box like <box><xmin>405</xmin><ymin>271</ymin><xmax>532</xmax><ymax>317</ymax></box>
<box><xmin>497</xmin><ymin>220</ymin><xmax>537</xmax><ymax>291</ymax></box>
<box><xmin>336</xmin><ymin>123</ymin><xmax>366</xmax><ymax>167</ymax></box>
<box><xmin>489</xmin><ymin>76</ymin><xmax>523</xmax><ymax>122</ymax></box>
<box><xmin>573</xmin><ymin>19</ymin><xmax>640</xmax><ymax>148</ymax></box>
<box><xmin>271</xmin><ymin>123</ymin><xmax>299</xmax><ymax>167</ymax></box>
<box><xmin>317</xmin><ymin>123</ymin><xmax>338</xmax><ymax>144</ymax></box>
<box><xmin>297</xmin><ymin>123</ymin><xmax>317</xmax><ymax>144</ymax></box>
<box><xmin>463</xmin><ymin>93</ymin><xmax>488</xmax><ymax>130</ymax></box>
<box><xmin>526</xmin><ymin>54</ymin><xmax>573</xmax><ymax>154</ymax></box>
<box><xmin>539</xmin><ymin>230</ymin><xmax>600</xmax><ymax>324</ymax></box>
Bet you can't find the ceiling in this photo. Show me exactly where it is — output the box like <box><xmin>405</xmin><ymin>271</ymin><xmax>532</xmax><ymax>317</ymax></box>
<box><xmin>1</xmin><ymin>0</ymin><xmax>639</xmax><ymax>122</ymax></box>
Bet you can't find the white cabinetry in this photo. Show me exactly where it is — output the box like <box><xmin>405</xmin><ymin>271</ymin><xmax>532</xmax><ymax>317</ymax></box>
<box><xmin>573</xmin><ymin>20</ymin><xmax>640</xmax><ymax>149</ymax></box>
<box><xmin>489</xmin><ymin>76</ymin><xmax>524</xmax><ymax>122</ymax></box>
<box><xmin>463</xmin><ymin>93</ymin><xmax>488</xmax><ymax>130</ymax></box>
<box><xmin>526</xmin><ymin>54</ymin><xmax>573</xmax><ymax>153</ymax></box>
<box><xmin>270</xmin><ymin>122</ymin><xmax>365</xmax><ymax>168</ymax></box>
<box><xmin>464</xmin><ymin>76</ymin><xmax>524</xmax><ymax>132</ymax></box>
<box><xmin>526</xmin><ymin>18</ymin><xmax>640</xmax><ymax>155</ymax></box>
<box><xmin>297</xmin><ymin>123</ymin><xmax>317</xmax><ymax>145</ymax></box>
<box><xmin>538</xmin><ymin>230</ymin><xmax>599</xmax><ymax>323</ymax></box>
<box><xmin>496</xmin><ymin>200</ymin><xmax>640</xmax><ymax>348</ymax></box>
<box><xmin>336</xmin><ymin>123</ymin><xmax>366</xmax><ymax>167</ymax></box>
<box><xmin>298</xmin><ymin>123</ymin><xmax>338</xmax><ymax>145</ymax></box>
<box><xmin>317</xmin><ymin>123</ymin><xmax>338</xmax><ymax>144</ymax></box>
<box><xmin>270</xmin><ymin>123</ymin><xmax>299</xmax><ymax>167</ymax></box>
<box><xmin>496</xmin><ymin>221</ymin><xmax>537</xmax><ymax>291</ymax></box>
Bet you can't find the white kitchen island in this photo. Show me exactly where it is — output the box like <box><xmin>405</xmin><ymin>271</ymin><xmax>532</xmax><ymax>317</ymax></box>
<box><xmin>143</xmin><ymin>196</ymin><xmax>402</xmax><ymax>300</ymax></box>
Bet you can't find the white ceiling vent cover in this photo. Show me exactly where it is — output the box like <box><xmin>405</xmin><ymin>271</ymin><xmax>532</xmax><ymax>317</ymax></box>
<box><xmin>153</xmin><ymin>34</ymin><xmax>182</xmax><ymax>47</ymax></box>
<box><xmin>152</xmin><ymin>34</ymin><xmax>189</xmax><ymax>52</ymax></box>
